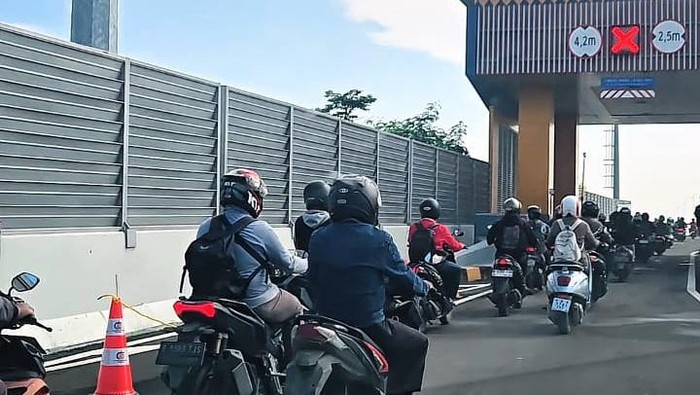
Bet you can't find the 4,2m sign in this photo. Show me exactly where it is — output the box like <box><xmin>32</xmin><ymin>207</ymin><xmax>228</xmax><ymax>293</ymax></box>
<box><xmin>569</xmin><ymin>26</ymin><xmax>602</xmax><ymax>57</ymax></box>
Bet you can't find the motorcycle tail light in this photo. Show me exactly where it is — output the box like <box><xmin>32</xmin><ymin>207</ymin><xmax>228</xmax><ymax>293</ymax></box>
<box><xmin>363</xmin><ymin>341</ymin><xmax>390</xmax><ymax>374</ymax></box>
<box><xmin>557</xmin><ymin>276</ymin><xmax>571</xmax><ymax>286</ymax></box>
<box><xmin>294</xmin><ymin>323</ymin><xmax>336</xmax><ymax>344</ymax></box>
<box><xmin>526</xmin><ymin>247</ymin><xmax>536</xmax><ymax>254</ymax></box>
<box><xmin>173</xmin><ymin>301</ymin><xmax>216</xmax><ymax>318</ymax></box>
<box><xmin>496</xmin><ymin>258</ymin><xmax>510</xmax><ymax>267</ymax></box>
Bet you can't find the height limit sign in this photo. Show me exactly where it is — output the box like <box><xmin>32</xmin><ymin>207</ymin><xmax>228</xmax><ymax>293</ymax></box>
<box><xmin>653</xmin><ymin>20</ymin><xmax>686</xmax><ymax>53</ymax></box>
<box><xmin>569</xmin><ymin>26</ymin><xmax>602</xmax><ymax>57</ymax></box>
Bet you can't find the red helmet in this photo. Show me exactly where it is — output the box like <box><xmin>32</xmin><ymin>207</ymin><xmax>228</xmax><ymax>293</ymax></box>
<box><xmin>220</xmin><ymin>169</ymin><xmax>268</xmax><ymax>218</ymax></box>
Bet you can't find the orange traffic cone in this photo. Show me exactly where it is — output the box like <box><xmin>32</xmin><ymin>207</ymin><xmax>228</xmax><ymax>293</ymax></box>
<box><xmin>94</xmin><ymin>297</ymin><xmax>138</xmax><ymax>395</ymax></box>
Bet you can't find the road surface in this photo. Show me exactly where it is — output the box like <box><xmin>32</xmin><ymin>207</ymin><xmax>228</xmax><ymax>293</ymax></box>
<box><xmin>54</xmin><ymin>241</ymin><xmax>700</xmax><ymax>394</ymax></box>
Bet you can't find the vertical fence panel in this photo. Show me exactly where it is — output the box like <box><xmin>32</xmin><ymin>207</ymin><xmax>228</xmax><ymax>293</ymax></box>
<box><xmin>411</xmin><ymin>142</ymin><xmax>438</xmax><ymax>220</ymax></box>
<box><xmin>291</xmin><ymin>108</ymin><xmax>338</xmax><ymax>221</ymax></box>
<box><xmin>227</xmin><ymin>89</ymin><xmax>291</xmax><ymax>225</ymax></box>
<box><xmin>378</xmin><ymin>133</ymin><xmax>410</xmax><ymax>224</ymax></box>
<box><xmin>340</xmin><ymin>122</ymin><xmax>377</xmax><ymax>179</ymax></box>
<box><xmin>473</xmin><ymin>159</ymin><xmax>491</xmax><ymax>214</ymax></box>
<box><xmin>458</xmin><ymin>156</ymin><xmax>475</xmax><ymax>222</ymax></box>
<box><xmin>127</xmin><ymin>62</ymin><xmax>219</xmax><ymax>226</ymax></box>
<box><xmin>437</xmin><ymin>150</ymin><xmax>459</xmax><ymax>224</ymax></box>
<box><xmin>0</xmin><ymin>27</ymin><xmax>125</xmax><ymax>228</ymax></box>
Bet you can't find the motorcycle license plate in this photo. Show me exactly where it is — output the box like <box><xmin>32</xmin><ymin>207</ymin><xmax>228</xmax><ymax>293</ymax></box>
<box><xmin>527</xmin><ymin>259</ymin><xmax>536</xmax><ymax>267</ymax></box>
<box><xmin>551</xmin><ymin>297</ymin><xmax>572</xmax><ymax>313</ymax></box>
<box><xmin>156</xmin><ymin>341</ymin><xmax>205</xmax><ymax>367</ymax></box>
<box><xmin>492</xmin><ymin>269</ymin><xmax>514</xmax><ymax>278</ymax></box>
<box><xmin>639</xmin><ymin>240</ymin><xmax>649</xmax><ymax>244</ymax></box>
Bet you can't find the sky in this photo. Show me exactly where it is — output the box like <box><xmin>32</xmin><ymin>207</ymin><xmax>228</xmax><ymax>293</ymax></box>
<box><xmin>1</xmin><ymin>0</ymin><xmax>698</xmax><ymax>218</ymax></box>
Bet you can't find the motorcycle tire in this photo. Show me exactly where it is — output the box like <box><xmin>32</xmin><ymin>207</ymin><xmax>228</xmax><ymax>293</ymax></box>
<box><xmin>618</xmin><ymin>265</ymin><xmax>631</xmax><ymax>282</ymax></box>
<box><xmin>439</xmin><ymin>313</ymin><xmax>450</xmax><ymax>325</ymax></box>
<box><xmin>557</xmin><ymin>312</ymin><xmax>572</xmax><ymax>335</ymax></box>
<box><xmin>496</xmin><ymin>293</ymin><xmax>509</xmax><ymax>317</ymax></box>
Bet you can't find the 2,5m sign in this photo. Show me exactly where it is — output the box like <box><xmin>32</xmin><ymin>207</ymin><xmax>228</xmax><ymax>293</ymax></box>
<box><xmin>653</xmin><ymin>20</ymin><xmax>686</xmax><ymax>53</ymax></box>
<box><xmin>569</xmin><ymin>26</ymin><xmax>602</xmax><ymax>57</ymax></box>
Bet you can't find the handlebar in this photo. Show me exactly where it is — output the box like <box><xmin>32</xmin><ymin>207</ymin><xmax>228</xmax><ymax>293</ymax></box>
<box><xmin>11</xmin><ymin>316</ymin><xmax>53</xmax><ymax>333</ymax></box>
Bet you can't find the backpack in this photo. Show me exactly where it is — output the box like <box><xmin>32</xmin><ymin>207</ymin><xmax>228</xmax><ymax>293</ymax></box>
<box><xmin>408</xmin><ymin>221</ymin><xmax>438</xmax><ymax>263</ymax></box>
<box><xmin>500</xmin><ymin>224</ymin><xmax>521</xmax><ymax>250</ymax></box>
<box><xmin>181</xmin><ymin>215</ymin><xmax>272</xmax><ymax>300</ymax></box>
<box><xmin>553</xmin><ymin>219</ymin><xmax>584</xmax><ymax>263</ymax></box>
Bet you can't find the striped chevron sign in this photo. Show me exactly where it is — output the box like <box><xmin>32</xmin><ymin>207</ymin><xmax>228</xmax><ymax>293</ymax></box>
<box><xmin>600</xmin><ymin>89</ymin><xmax>656</xmax><ymax>99</ymax></box>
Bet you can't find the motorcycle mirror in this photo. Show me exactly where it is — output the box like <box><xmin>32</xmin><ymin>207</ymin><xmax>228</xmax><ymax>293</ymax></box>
<box><xmin>10</xmin><ymin>272</ymin><xmax>40</xmax><ymax>294</ymax></box>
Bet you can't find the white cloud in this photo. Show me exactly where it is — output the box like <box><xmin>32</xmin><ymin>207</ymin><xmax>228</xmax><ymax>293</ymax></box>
<box><xmin>340</xmin><ymin>0</ymin><xmax>466</xmax><ymax>65</ymax></box>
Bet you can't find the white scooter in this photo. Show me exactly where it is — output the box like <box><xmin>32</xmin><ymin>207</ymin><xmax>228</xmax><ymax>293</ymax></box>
<box><xmin>545</xmin><ymin>256</ymin><xmax>592</xmax><ymax>335</ymax></box>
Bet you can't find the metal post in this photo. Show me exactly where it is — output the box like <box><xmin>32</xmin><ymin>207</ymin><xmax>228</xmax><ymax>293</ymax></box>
<box><xmin>337</xmin><ymin>119</ymin><xmax>342</xmax><ymax>176</ymax></box>
<box><xmin>375</xmin><ymin>130</ymin><xmax>380</xmax><ymax>181</ymax></box>
<box><xmin>434</xmin><ymin>149</ymin><xmax>439</xmax><ymax>198</ymax></box>
<box><xmin>287</xmin><ymin>106</ymin><xmax>295</xmax><ymax>224</ymax></box>
<box><xmin>580</xmin><ymin>152</ymin><xmax>587</xmax><ymax>199</ymax></box>
<box><xmin>456</xmin><ymin>156</ymin><xmax>461</xmax><ymax>223</ymax></box>
<box><xmin>120</xmin><ymin>58</ymin><xmax>130</xmax><ymax>226</ymax></box>
<box><xmin>216</xmin><ymin>85</ymin><xmax>229</xmax><ymax>214</ymax></box>
<box><xmin>613</xmin><ymin>124</ymin><xmax>620</xmax><ymax>199</ymax></box>
<box><xmin>407</xmin><ymin>140</ymin><xmax>414</xmax><ymax>223</ymax></box>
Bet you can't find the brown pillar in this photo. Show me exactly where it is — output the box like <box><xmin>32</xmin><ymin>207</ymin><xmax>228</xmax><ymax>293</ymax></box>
<box><xmin>553</xmin><ymin>113</ymin><xmax>579</xmax><ymax>204</ymax></box>
<box><xmin>517</xmin><ymin>85</ymin><xmax>554</xmax><ymax>214</ymax></box>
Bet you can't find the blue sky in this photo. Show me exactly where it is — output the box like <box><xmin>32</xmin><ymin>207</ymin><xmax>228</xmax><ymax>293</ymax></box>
<box><xmin>2</xmin><ymin>0</ymin><xmax>699</xmax><ymax>218</ymax></box>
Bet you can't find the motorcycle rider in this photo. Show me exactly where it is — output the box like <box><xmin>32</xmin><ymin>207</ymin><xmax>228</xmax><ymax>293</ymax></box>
<box><xmin>293</xmin><ymin>180</ymin><xmax>331</xmax><ymax>254</ymax></box>
<box><xmin>581</xmin><ymin>201</ymin><xmax>613</xmax><ymax>246</ymax></box>
<box><xmin>612</xmin><ymin>207</ymin><xmax>637</xmax><ymax>252</ymax></box>
<box><xmin>676</xmin><ymin>217</ymin><xmax>688</xmax><ymax>232</ymax></box>
<box><xmin>307</xmin><ymin>174</ymin><xmax>429</xmax><ymax>395</ymax></box>
<box><xmin>407</xmin><ymin>198</ymin><xmax>466</xmax><ymax>301</ymax></box>
<box><xmin>690</xmin><ymin>219</ymin><xmax>697</xmax><ymax>237</ymax></box>
<box><xmin>638</xmin><ymin>213</ymin><xmax>655</xmax><ymax>236</ymax></box>
<box><xmin>192</xmin><ymin>169</ymin><xmax>307</xmax><ymax>325</ymax></box>
<box><xmin>0</xmin><ymin>294</ymin><xmax>35</xmax><ymax>395</ymax></box>
<box><xmin>526</xmin><ymin>205</ymin><xmax>551</xmax><ymax>267</ymax></box>
<box><xmin>486</xmin><ymin>198</ymin><xmax>539</xmax><ymax>296</ymax></box>
<box><xmin>655</xmin><ymin>215</ymin><xmax>672</xmax><ymax>236</ymax></box>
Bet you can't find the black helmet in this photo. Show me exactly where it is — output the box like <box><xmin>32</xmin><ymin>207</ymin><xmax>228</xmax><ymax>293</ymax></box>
<box><xmin>581</xmin><ymin>201</ymin><xmax>599</xmax><ymax>218</ymax></box>
<box><xmin>598</xmin><ymin>213</ymin><xmax>607</xmax><ymax>222</ymax></box>
<box><xmin>328</xmin><ymin>174</ymin><xmax>382</xmax><ymax>225</ymax></box>
<box><xmin>419</xmin><ymin>198</ymin><xmax>441</xmax><ymax>220</ymax></box>
<box><xmin>220</xmin><ymin>169</ymin><xmax>268</xmax><ymax>218</ymax></box>
<box><xmin>503</xmin><ymin>198</ymin><xmax>522</xmax><ymax>214</ymax></box>
<box><xmin>642</xmin><ymin>212</ymin><xmax>650</xmax><ymax>221</ymax></box>
<box><xmin>527</xmin><ymin>205</ymin><xmax>542</xmax><ymax>221</ymax></box>
<box><xmin>303</xmin><ymin>180</ymin><xmax>330</xmax><ymax>211</ymax></box>
<box><xmin>659</xmin><ymin>215</ymin><xmax>666</xmax><ymax>222</ymax></box>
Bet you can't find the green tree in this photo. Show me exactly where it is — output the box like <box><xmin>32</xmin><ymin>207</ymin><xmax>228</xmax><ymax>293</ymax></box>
<box><xmin>372</xmin><ymin>102</ymin><xmax>469</xmax><ymax>155</ymax></box>
<box><xmin>316</xmin><ymin>89</ymin><xmax>377</xmax><ymax>121</ymax></box>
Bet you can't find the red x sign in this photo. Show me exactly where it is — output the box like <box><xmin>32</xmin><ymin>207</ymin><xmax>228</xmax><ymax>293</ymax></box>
<box><xmin>611</xmin><ymin>25</ymin><xmax>640</xmax><ymax>54</ymax></box>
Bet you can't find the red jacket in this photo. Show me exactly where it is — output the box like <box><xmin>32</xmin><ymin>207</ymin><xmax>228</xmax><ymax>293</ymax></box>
<box><xmin>408</xmin><ymin>218</ymin><xmax>466</xmax><ymax>253</ymax></box>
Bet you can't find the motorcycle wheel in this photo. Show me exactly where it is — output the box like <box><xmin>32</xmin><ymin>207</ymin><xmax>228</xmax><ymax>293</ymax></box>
<box><xmin>496</xmin><ymin>293</ymin><xmax>509</xmax><ymax>317</ymax></box>
<box><xmin>439</xmin><ymin>313</ymin><xmax>450</xmax><ymax>325</ymax></box>
<box><xmin>618</xmin><ymin>265</ymin><xmax>631</xmax><ymax>282</ymax></box>
<box><xmin>557</xmin><ymin>312</ymin><xmax>572</xmax><ymax>335</ymax></box>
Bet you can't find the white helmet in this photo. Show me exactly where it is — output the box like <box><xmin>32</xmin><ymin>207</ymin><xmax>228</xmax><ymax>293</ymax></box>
<box><xmin>561</xmin><ymin>195</ymin><xmax>580</xmax><ymax>217</ymax></box>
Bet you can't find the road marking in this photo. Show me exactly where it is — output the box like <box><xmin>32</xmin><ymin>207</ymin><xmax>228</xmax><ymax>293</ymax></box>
<box><xmin>686</xmin><ymin>251</ymin><xmax>700</xmax><ymax>303</ymax></box>
<box><xmin>455</xmin><ymin>290</ymin><xmax>492</xmax><ymax>306</ymax></box>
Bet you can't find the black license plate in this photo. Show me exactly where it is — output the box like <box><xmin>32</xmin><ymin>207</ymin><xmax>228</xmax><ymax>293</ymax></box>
<box><xmin>155</xmin><ymin>341</ymin><xmax>205</xmax><ymax>367</ymax></box>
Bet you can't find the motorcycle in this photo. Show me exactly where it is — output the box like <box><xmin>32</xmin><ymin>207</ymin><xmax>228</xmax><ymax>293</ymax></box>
<box><xmin>611</xmin><ymin>244</ymin><xmax>634</xmax><ymax>282</ymax></box>
<box><xmin>284</xmin><ymin>314</ymin><xmax>389</xmax><ymax>395</ymax></box>
<box><xmin>635</xmin><ymin>233</ymin><xmax>654</xmax><ymax>263</ymax></box>
<box><xmin>675</xmin><ymin>227</ymin><xmax>686</xmax><ymax>242</ymax></box>
<box><xmin>157</xmin><ymin>271</ymin><xmax>312</xmax><ymax>395</ymax></box>
<box><xmin>0</xmin><ymin>272</ymin><xmax>53</xmax><ymax>395</ymax></box>
<box><xmin>545</xmin><ymin>257</ymin><xmax>593</xmax><ymax>335</ymax></box>
<box><xmin>654</xmin><ymin>234</ymin><xmax>668</xmax><ymax>256</ymax></box>
<box><xmin>524</xmin><ymin>246</ymin><xmax>545</xmax><ymax>291</ymax></box>
<box><xmin>489</xmin><ymin>255</ymin><xmax>523</xmax><ymax>317</ymax></box>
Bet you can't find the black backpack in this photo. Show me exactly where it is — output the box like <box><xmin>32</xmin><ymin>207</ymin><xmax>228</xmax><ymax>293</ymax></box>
<box><xmin>181</xmin><ymin>215</ymin><xmax>273</xmax><ymax>300</ymax></box>
<box><xmin>409</xmin><ymin>222</ymin><xmax>438</xmax><ymax>263</ymax></box>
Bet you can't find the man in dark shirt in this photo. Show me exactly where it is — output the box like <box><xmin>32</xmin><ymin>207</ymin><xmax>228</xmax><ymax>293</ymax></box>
<box><xmin>293</xmin><ymin>180</ymin><xmax>330</xmax><ymax>253</ymax></box>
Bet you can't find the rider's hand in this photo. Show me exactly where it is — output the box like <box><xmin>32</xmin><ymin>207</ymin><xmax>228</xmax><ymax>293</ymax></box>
<box><xmin>423</xmin><ymin>280</ymin><xmax>435</xmax><ymax>290</ymax></box>
<box><xmin>16</xmin><ymin>303</ymin><xmax>34</xmax><ymax>320</ymax></box>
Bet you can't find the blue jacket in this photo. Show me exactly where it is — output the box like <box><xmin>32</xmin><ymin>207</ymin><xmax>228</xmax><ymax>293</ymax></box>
<box><xmin>197</xmin><ymin>206</ymin><xmax>308</xmax><ymax>308</ymax></box>
<box><xmin>308</xmin><ymin>220</ymin><xmax>428</xmax><ymax>328</ymax></box>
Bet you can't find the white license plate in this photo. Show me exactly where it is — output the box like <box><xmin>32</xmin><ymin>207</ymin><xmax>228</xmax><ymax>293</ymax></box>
<box><xmin>639</xmin><ymin>240</ymin><xmax>649</xmax><ymax>244</ymax></box>
<box><xmin>492</xmin><ymin>269</ymin><xmax>514</xmax><ymax>278</ymax></box>
<box><xmin>527</xmin><ymin>259</ymin><xmax>536</xmax><ymax>266</ymax></box>
<box><xmin>551</xmin><ymin>297</ymin><xmax>572</xmax><ymax>313</ymax></box>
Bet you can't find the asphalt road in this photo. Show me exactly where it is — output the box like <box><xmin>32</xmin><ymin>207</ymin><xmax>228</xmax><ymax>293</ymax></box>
<box><xmin>55</xmin><ymin>240</ymin><xmax>700</xmax><ymax>395</ymax></box>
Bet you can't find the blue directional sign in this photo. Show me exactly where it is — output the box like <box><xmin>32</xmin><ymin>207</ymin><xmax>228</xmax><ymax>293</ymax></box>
<box><xmin>601</xmin><ymin>77</ymin><xmax>655</xmax><ymax>89</ymax></box>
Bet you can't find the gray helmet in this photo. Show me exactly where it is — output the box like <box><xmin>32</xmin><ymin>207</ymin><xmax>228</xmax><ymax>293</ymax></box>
<box><xmin>503</xmin><ymin>198</ymin><xmax>522</xmax><ymax>214</ymax></box>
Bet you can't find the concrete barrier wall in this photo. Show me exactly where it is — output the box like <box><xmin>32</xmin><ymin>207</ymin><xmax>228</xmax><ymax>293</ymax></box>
<box><xmin>0</xmin><ymin>224</ymin><xmax>475</xmax><ymax>321</ymax></box>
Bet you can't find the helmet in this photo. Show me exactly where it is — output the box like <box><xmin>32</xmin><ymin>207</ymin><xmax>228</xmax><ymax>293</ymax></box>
<box><xmin>419</xmin><ymin>198</ymin><xmax>441</xmax><ymax>220</ymax></box>
<box><xmin>328</xmin><ymin>174</ymin><xmax>382</xmax><ymax>225</ymax></box>
<box><xmin>561</xmin><ymin>195</ymin><xmax>580</xmax><ymax>217</ymax></box>
<box><xmin>581</xmin><ymin>201</ymin><xmax>599</xmax><ymax>218</ymax></box>
<box><xmin>503</xmin><ymin>198</ymin><xmax>522</xmax><ymax>214</ymax></box>
<box><xmin>303</xmin><ymin>180</ymin><xmax>331</xmax><ymax>211</ymax></box>
<box><xmin>642</xmin><ymin>212</ymin><xmax>650</xmax><ymax>221</ymax></box>
<box><xmin>659</xmin><ymin>215</ymin><xmax>666</xmax><ymax>222</ymax></box>
<box><xmin>527</xmin><ymin>205</ymin><xmax>542</xmax><ymax>221</ymax></box>
<box><xmin>220</xmin><ymin>169</ymin><xmax>268</xmax><ymax>218</ymax></box>
<box><xmin>598</xmin><ymin>213</ymin><xmax>607</xmax><ymax>222</ymax></box>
